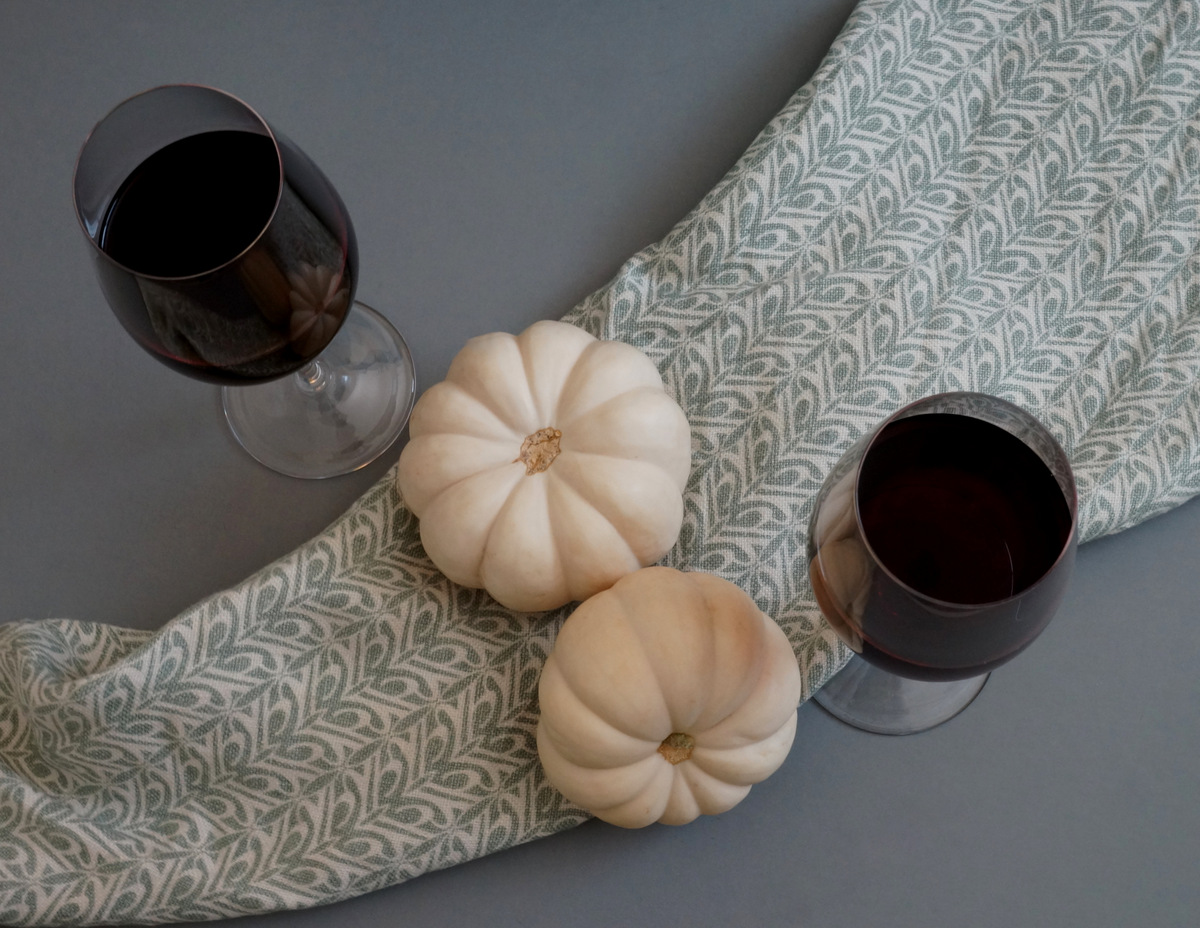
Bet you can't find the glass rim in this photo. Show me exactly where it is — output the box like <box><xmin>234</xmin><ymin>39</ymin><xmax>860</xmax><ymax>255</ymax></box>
<box><xmin>851</xmin><ymin>390</ymin><xmax>1079</xmax><ymax>610</ymax></box>
<box><xmin>72</xmin><ymin>83</ymin><xmax>284</xmax><ymax>282</ymax></box>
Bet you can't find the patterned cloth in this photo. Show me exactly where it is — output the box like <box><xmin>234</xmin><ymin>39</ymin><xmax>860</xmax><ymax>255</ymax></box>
<box><xmin>4</xmin><ymin>0</ymin><xmax>1200</xmax><ymax>923</ymax></box>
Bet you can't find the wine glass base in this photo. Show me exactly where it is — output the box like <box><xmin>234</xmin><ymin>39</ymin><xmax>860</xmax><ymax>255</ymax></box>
<box><xmin>813</xmin><ymin>654</ymin><xmax>988</xmax><ymax>735</ymax></box>
<box><xmin>222</xmin><ymin>302</ymin><xmax>416</xmax><ymax>479</ymax></box>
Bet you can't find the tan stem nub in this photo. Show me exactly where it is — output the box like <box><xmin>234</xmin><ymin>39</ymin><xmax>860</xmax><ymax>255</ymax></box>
<box><xmin>657</xmin><ymin>732</ymin><xmax>696</xmax><ymax>765</ymax></box>
<box><xmin>518</xmin><ymin>427</ymin><xmax>562</xmax><ymax>475</ymax></box>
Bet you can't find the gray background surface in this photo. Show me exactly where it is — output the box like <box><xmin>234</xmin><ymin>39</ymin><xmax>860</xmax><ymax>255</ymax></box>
<box><xmin>0</xmin><ymin>2</ymin><xmax>1196</xmax><ymax>926</ymax></box>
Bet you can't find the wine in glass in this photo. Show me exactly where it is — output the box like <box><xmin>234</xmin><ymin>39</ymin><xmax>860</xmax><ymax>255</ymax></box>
<box><xmin>73</xmin><ymin>84</ymin><xmax>415</xmax><ymax>478</ymax></box>
<box><xmin>807</xmin><ymin>392</ymin><xmax>1077</xmax><ymax>734</ymax></box>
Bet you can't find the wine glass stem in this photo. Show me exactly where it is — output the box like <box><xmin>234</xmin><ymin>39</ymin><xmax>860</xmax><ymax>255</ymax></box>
<box><xmin>813</xmin><ymin>654</ymin><xmax>989</xmax><ymax>735</ymax></box>
<box><xmin>297</xmin><ymin>359</ymin><xmax>330</xmax><ymax>395</ymax></box>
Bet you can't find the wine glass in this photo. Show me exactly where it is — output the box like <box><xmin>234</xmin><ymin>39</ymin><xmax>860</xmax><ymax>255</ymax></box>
<box><xmin>72</xmin><ymin>84</ymin><xmax>415</xmax><ymax>479</ymax></box>
<box><xmin>807</xmin><ymin>392</ymin><xmax>1077</xmax><ymax>734</ymax></box>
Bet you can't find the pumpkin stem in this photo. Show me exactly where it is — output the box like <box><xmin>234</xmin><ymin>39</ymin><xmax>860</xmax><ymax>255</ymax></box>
<box><xmin>657</xmin><ymin>732</ymin><xmax>696</xmax><ymax>765</ymax></box>
<box><xmin>517</xmin><ymin>427</ymin><xmax>563</xmax><ymax>474</ymax></box>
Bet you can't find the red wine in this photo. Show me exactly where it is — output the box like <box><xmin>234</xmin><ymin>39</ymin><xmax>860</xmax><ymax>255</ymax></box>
<box><xmin>853</xmin><ymin>413</ymin><xmax>1074</xmax><ymax>681</ymax></box>
<box><xmin>93</xmin><ymin>128</ymin><xmax>356</xmax><ymax>384</ymax></box>
<box><xmin>100</xmin><ymin>130</ymin><xmax>279</xmax><ymax>278</ymax></box>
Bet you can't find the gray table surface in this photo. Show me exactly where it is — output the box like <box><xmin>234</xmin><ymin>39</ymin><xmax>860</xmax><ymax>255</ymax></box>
<box><xmin>1</xmin><ymin>2</ymin><xmax>1197</xmax><ymax>926</ymax></box>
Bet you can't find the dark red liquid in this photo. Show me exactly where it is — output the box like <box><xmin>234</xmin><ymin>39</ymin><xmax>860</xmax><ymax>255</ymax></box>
<box><xmin>100</xmin><ymin>130</ymin><xmax>279</xmax><ymax>277</ymax></box>
<box><xmin>94</xmin><ymin>129</ymin><xmax>356</xmax><ymax>384</ymax></box>
<box><xmin>854</xmin><ymin>413</ymin><xmax>1074</xmax><ymax>681</ymax></box>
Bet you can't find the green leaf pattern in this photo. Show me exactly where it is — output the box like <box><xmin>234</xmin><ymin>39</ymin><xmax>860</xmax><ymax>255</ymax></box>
<box><xmin>4</xmin><ymin>0</ymin><xmax>1200</xmax><ymax>922</ymax></box>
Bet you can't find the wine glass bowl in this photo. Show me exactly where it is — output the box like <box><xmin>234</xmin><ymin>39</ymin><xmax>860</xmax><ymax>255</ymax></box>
<box><xmin>807</xmin><ymin>393</ymin><xmax>1077</xmax><ymax>734</ymax></box>
<box><xmin>73</xmin><ymin>84</ymin><xmax>415</xmax><ymax>477</ymax></box>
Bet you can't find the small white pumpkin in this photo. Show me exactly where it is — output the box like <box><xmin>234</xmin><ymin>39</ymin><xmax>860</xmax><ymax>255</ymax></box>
<box><xmin>536</xmin><ymin>566</ymin><xmax>802</xmax><ymax>828</ymax></box>
<box><xmin>397</xmin><ymin>320</ymin><xmax>691</xmax><ymax>612</ymax></box>
<box><xmin>287</xmin><ymin>262</ymin><xmax>349</xmax><ymax>357</ymax></box>
<box><xmin>809</xmin><ymin>469</ymin><xmax>871</xmax><ymax>652</ymax></box>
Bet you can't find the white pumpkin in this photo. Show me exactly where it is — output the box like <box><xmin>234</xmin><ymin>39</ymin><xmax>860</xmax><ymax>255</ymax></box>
<box><xmin>809</xmin><ymin>469</ymin><xmax>871</xmax><ymax>652</ymax></box>
<box><xmin>397</xmin><ymin>320</ymin><xmax>691</xmax><ymax>612</ymax></box>
<box><xmin>536</xmin><ymin>566</ymin><xmax>802</xmax><ymax>828</ymax></box>
<box><xmin>287</xmin><ymin>262</ymin><xmax>349</xmax><ymax>357</ymax></box>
